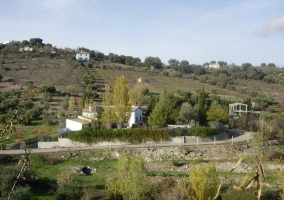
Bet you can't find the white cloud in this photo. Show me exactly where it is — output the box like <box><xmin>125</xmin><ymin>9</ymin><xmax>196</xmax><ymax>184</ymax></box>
<box><xmin>255</xmin><ymin>15</ymin><xmax>284</xmax><ymax>36</ymax></box>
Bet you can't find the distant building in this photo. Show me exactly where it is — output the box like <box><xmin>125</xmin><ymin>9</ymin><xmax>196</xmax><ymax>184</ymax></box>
<box><xmin>76</xmin><ymin>51</ymin><xmax>90</xmax><ymax>61</ymax></box>
<box><xmin>138</xmin><ymin>77</ymin><xmax>147</xmax><ymax>83</ymax></box>
<box><xmin>19</xmin><ymin>46</ymin><xmax>34</xmax><ymax>52</ymax></box>
<box><xmin>229</xmin><ymin>103</ymin><xmax>248</xmax><ymax>116</ymax></box>
<box><xmin>3</xmin><ymin>40</ymin><xmax>19</xmax><ymax>45</ymax></box>
<box><xmin>206</xmin><ymin>63</ymin><xmax>220</xmax><ymax>69</ymax></box>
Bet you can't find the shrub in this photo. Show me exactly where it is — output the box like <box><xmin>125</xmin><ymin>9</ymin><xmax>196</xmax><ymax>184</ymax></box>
<box><xmin>12</xmin><ymin>186</ymin><xmax>32</xmax><ymax>200</ymax></box>
<box><xmin>44</xmin><ymin>155</ymin><xmax>61</xmax><ymax>165</ymax></box>
<box><xmin>221</xmin><ymin>186</ymin><xmax>255</xmax><ymax>200</ymax></box>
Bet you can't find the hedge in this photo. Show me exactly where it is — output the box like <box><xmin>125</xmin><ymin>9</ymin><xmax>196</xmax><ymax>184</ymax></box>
<box><xmin>67</xmin><ymin>127</ymin><xmax>218</xmax><ymax>144</ymax></box>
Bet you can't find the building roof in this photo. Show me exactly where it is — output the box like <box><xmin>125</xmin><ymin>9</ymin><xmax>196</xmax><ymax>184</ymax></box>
<box><xmin>68</xmin><ymin>118</ymin><xmax>91</xmax><ymax>125</ymax></box>
<box><xmin>229</xmin><ymin>103</ymin><xmax>247</xmax><ymax>106</ymax></box>
<box><xmin>76</xmin><ymin>51</ymin><xmax>89</xmax><ymax>55</ymax></box>
<box><xmin>131</xmin><ymin>106</ymin><xmax>142</xmax><ymax>112</ymax></box>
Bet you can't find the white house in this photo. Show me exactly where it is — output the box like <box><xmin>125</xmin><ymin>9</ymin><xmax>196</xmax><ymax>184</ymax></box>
<box><xmin>125</xmin><ymin>106</ymin><xmax>143</xmax><ymax>126</ymax></box>
<box><xmin>76</xmin><ymin>51</ymin><xmax>90</xmax><ymax>61</ymax></box>
<box><xmin>206</xmin><ymin>63</ymin><xmax>220</xmax><ymax>69</ymax></box>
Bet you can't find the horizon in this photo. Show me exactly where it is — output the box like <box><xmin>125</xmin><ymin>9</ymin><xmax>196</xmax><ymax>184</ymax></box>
<box><xmin>0</xmin><ymin>0</ymin><xmax>283</xmax><ymax>67</ymax></box>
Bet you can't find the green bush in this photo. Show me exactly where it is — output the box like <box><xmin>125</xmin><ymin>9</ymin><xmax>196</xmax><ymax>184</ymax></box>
<box><xmin>188</xmin><ymin>127</ymin><xmax>218</xmax><ymax>137</ymax></box>
<box><xmin>68</xmin><ymin>127</ymin><xmax>218</xmax><ymax>143</ymax></box>
<box><xmin>11</xmin><ymin>186</ymin><xmax>32</xmax><ymax>200</ymax></box>
<box><xmin>221</xmin><ymin>186</ymin><xmax>255</xmax><ymax>200</ymax></box>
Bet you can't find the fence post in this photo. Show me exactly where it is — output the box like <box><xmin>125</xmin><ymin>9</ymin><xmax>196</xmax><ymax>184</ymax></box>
<box><xmin>197</xmin><ymin>137</ymin><xmax>199</xmax><ymax>146</ymax></box>
<box><xmin>247</xmin><ymin>134</ymin><xmax>249</xmax><ymax>143</ymax></box>
<box><xmin>231</xmin><ymin>136</ymin><xmax>234</xmax><ymax>145</ymax></box>
<box><xmin>214</xmin><ymin>136</ymin><xmax>216</xmax><ymax>146</ymax></box>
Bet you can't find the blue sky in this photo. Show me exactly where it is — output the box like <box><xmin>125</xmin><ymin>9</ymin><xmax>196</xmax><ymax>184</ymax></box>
<box><xmin>0</xmin><ymin>0</ymin><xmax>284</xmax><ymax>66</ymax></box>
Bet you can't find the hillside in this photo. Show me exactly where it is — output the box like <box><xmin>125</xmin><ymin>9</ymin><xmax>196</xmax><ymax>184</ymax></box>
<box><xmin>1</xmin><ymin>56</ymin><xmax>284</xmax><ymax>107</ymax></box>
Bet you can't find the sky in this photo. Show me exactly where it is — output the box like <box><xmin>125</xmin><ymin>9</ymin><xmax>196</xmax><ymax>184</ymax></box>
<box><xmin>0</xmin><ymin>0</ymin><xmax>284</xmax><ymax>66</ymax></box>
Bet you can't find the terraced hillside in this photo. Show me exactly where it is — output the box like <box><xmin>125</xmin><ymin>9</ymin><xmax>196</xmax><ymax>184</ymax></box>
<box><xmin>87</xmin><ymin>65</ymin><xmax>284</xmax><ymax>106</ymax></box>
<box><xmin>0</xmin><ymin>58</ymin><xmax>84</xmax><ymax>93</ymax></box>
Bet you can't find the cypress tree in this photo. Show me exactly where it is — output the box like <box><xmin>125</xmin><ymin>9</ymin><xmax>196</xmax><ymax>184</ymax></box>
<box><xmin>198</xmin><ymin>87</ymin><xmax>206</xmax><ymax>126</ymax></box>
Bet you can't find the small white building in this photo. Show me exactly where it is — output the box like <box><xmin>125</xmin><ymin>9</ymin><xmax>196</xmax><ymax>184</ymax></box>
<box><xmin>76</xmin><ymin>51</ymin><xmax>90</xmax><ymax>61</ymax></box>
<box><xmin>125</xmin><ymin>106</ymin><xmax>143</xmax><ymax>126</ymax></box>
<box><xmin>229</xmin><ymin>103</ymin><xmax>248</xmax><ymax>116</ymax></box>
<box><xmin>19</xmin><ymin>46</ymin><xmax>34</xmax><ymax>52</ymax></box>
<box><xmin>66</xmin><ymin>118</ymin><xmax>91</xmax><ymax>131</ymax></box>
<box><xmin>206</xmin><ymin>63</ymin><xmax>220</xmax><ymax>69</ymax></box>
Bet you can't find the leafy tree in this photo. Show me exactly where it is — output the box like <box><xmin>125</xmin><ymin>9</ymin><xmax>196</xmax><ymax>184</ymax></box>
<box><xmin>192</xmin><ymin>65</ymin><xmax>206</xmax><ymax>75</ymax></box>
<box><xmin>106</xmin><ymin>153</ymin><xmax>148</xmax><ymax>200</ymax></box>
<box><xmin>112</xmin><ymin>76</ymin><xmax>132</xmax><ymax>127</ymax></box>
<box><xmin>145</xmin><ymin>94</ymin><xmax>159</xmax><ymax>118</ymax></box>
<box><xmin>168</xmin><ymin>59</ymin><xmax>180</xmax><ymax>70</ymax></box>
<box><xmin>179</xmin><ymin>102</ymin><xmax>198</xmax><ymax>124</ymax></box>
<box><xmin>61</xmin><ymin>96</ymin><xmax>69</xmax><ymax>110</ymax></box>
<box><xmin>23</xmin><ymin>99</ymin><xmax>34</xmax><ymax>109</ymax></box>
<box><xmin>267</xmin><ymin>63</ymin><xmax>276</xmax><ymax>68</ymax></box>
<box><xmin>68</xmin><ymin>96</ymin><xmax>75</xmax><ymax>114</ymax></box>
<box><xmin>101</xmin><ymin>84</ymin><xmax>114</xmax><ymax>128</ymax></box>
<box><xmin>84</xmin><ymin>84</ymin><xmax>98</xmax><ymax>99</ymax></box>
<box><xmin>148</xmin><ymin>92</ymin><xmax>182</xmax><ymax>127</ymax></box>
<box><xmin>29</xmin><ymin>38</ymin><xmax>43</xmax><ymax>47</ymax></box>
<box><xmin>131</xmin><ymin>82</ymin><xmax>148</xmax><ymax>106</ymax></box>
<box><xmin>144</xmin><ymin>56</ymin><xmax>163</xmax><ymax>69</ymax></box>
<box><xmin>40</xmin><ymin>85</ymin><xmax>56</xmax><ymax>94</ymax></box>
<box><xmin>206</xmin><ymin>107</ymin><xmax>228</xmax><ymax>123</ymax></box>
<box><xmin>178</xmin><ymin>61</ymin><xmax>191</xmax><ymax>73</ymax></box>
<box><xmin>218</xmin><ymin>61</ymin><xmax>227</xmax><ymax>67</ymax></box>
<box><xmin>189</xmin><ymin>163</ymin><xmax>220</xmax><ymax>200</ymax></box>
<box><xmin>21</xmin><ymin>40</ymin><xmax>29</xmax><ymax>46</ymax></box>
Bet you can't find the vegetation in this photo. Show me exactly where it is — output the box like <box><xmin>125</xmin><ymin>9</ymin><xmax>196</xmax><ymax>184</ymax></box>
<box><xmin>67</xmin><ymin>127</ymin><xmax>218</xmax><ymax>143</ymax></box>
<box><xmin>1</xmin><ymin>37</ymin><xmax>284</xmax><ymax>200</ymax></box>
<box><xmin>106</xmin><ymin>153</ymin><xmax>148</xmax><ymax>200</ymax></box>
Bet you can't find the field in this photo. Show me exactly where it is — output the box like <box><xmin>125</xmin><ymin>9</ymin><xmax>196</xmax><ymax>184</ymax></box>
<box><xmin>1</xmin><ymin>144</ymin><xmax>284</xmax><ymax>199</ymax></box>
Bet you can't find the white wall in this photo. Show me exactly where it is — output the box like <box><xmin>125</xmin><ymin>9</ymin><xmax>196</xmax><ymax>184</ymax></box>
<box><xmin>128</xmin><ymin>108</ymin><xmax>143</xmax><ymax>125</ymax></box>
<box><xmin>38</xmin><ymin>141</ymin><xmax>59</xmax><ymax>148</ymax></box>
<box><xmin>66</xmin><ymin>119</ymin><xmax>83</xmax><ymax>131</ymax></box>
<box><xmin>76</xmin><ymin>53</ymin><xmax>89</xmax><ymax>61</ymax></box>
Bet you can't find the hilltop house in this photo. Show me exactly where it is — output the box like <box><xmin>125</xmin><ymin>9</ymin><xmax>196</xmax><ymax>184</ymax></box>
<box><xmin>205</xmin><ymin>63</ymin><xmax>220</xmax><ymax>69</ymax></box>
<box><xmin>76</xmin><ymin>51</ymin><xmax>90</xmax><ymax>61</ymax></box>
